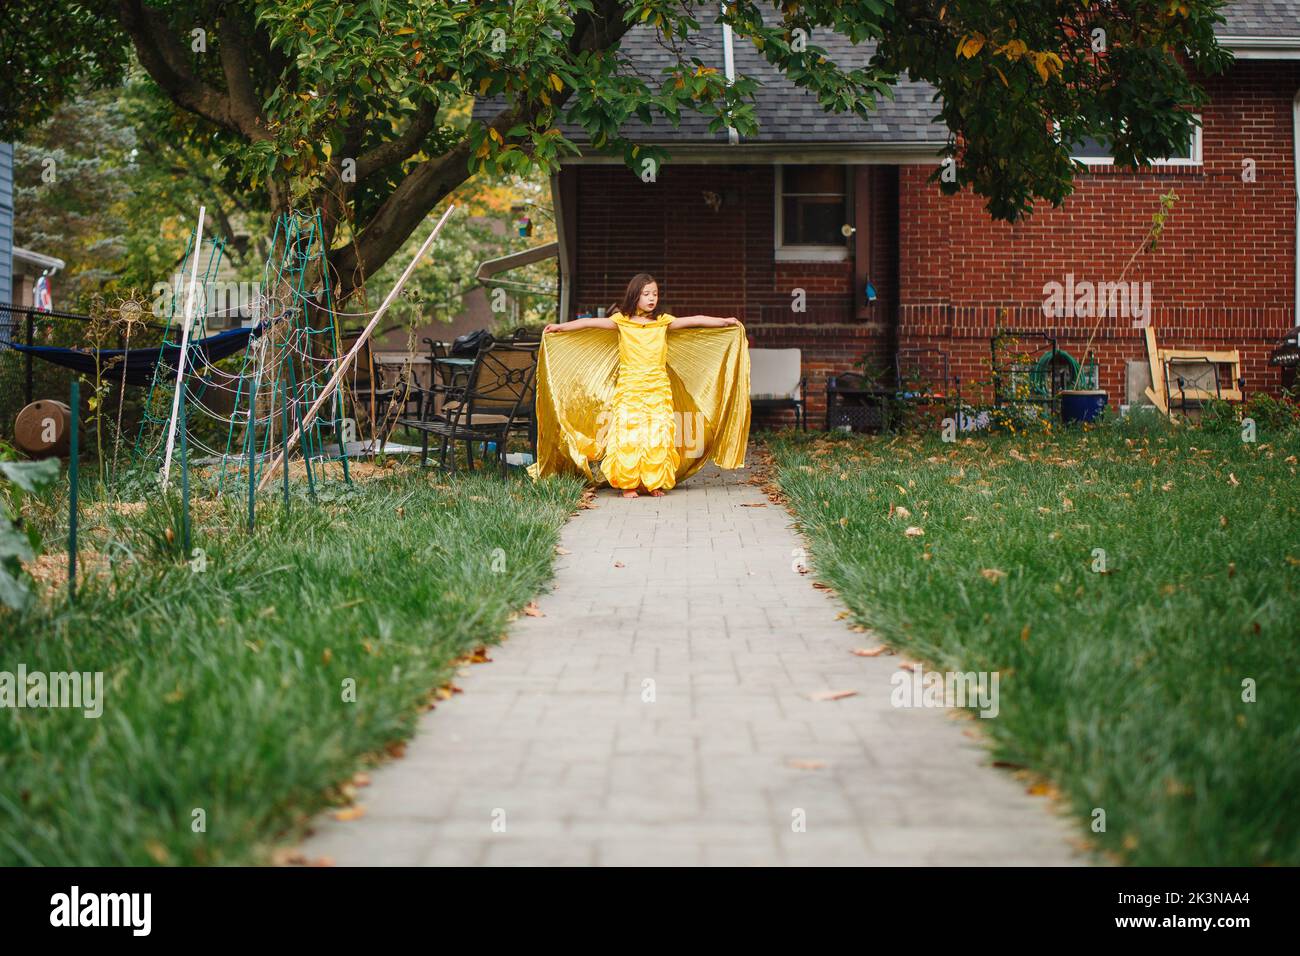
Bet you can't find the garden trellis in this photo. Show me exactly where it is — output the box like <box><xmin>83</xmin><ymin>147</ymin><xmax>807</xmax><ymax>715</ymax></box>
<box><xmin>133</xmin><ymin>208</ymin><xmax>353</xmax><ymax>495</ymax></box>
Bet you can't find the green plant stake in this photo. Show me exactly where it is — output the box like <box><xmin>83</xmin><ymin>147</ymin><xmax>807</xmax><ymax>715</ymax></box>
<box><xmin>180</xmin><ymin>386</ymin><xmax>191</xmax><ymax>555</ymax></box>
<box><xmin>247</xmin><ymin>378</ymin><xmax>257</xmax><ymax>533</ymax></box>
<box><xmin>68</xmin><ymin>379</ymin><xmax>79</xmax><ymax>604</ymax></box>
<box><xmin>281</xmin><ymin>377</ymin><xmax>291</xmax><ymax>512</ymax></box>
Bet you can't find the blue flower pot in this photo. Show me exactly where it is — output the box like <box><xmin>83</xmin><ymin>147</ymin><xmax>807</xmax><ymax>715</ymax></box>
<box><xmin>1060</xmin><ymin>389</ymin><xmax>1108</xmax><ymax>423</ymax></box>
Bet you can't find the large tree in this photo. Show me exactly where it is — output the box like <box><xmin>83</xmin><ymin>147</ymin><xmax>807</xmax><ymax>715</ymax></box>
<box><xmin>0</xmin><ymin>1</ymin><xmax>1233</xmax><ymax>300</ymax></box>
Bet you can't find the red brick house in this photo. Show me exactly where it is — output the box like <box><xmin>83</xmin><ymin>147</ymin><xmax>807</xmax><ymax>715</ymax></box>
<box><xmin>487</xmin><ymin>1</ymin><xmax>1300</xmax><ymax>426</ymax></box>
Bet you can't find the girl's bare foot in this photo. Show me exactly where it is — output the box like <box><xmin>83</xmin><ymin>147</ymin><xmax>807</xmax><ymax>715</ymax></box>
<box><xmin>648</xmin><ymin>489</ymin><xmax>666</xmax><ymax>497</ymax></box>
<box><xmin>621</xmin><ymin>489</ymin><xmax>639</xmax><ymax>498</ymax></box>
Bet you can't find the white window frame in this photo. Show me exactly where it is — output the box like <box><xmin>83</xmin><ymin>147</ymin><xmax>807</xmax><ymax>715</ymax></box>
<box><xmin>774</xmin><ymin>164</ymin><xmax>851</xmax><ymax>262</ymax></box>
<box><xmin>1060</xmin><ymin>114</ymin><xmax>1203</xmax><ymax>167</ymax></box>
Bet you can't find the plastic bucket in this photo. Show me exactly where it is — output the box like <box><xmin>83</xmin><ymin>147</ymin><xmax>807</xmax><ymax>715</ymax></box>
<box><xmin>1059</xmin><ymin>389</ymin><xmax>1108</xmax><ymax>423</ymax></box>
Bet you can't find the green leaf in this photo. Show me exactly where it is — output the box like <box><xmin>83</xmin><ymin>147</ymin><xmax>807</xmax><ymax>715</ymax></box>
<box><xmin>0</xmin><ymin>564</ymin><xmax>34</xmax><ymax>611</ymax></box>
<box><xmin>0</xmin><ymin>459</ymin><xmax>60</xmax><ymax>494</ymax></box>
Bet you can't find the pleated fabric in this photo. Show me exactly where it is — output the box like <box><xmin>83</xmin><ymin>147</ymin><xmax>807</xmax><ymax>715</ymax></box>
<box><xmin>525</xmin><ymin>312</ymin><xmax>751</xmax><ymax>488</ymax></box>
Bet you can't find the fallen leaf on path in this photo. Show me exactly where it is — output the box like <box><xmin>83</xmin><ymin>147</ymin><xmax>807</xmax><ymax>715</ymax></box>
<box><xmin>352</xmin><ymin>773</ymin><xmax>371</xmax><ymax>787</ymax></box>
<box><xmin>896</xmin><ymin>660</ymin><xmax>921</xmax><ymax>672</ymax></box>
<box><xmin>522</xmin><ymin>602</ymin><xmax>545</xmax><ymax>617</ymax></box>
<box><xmin>809</xmin><ymin>689</ymin><xmax>857</xmax><ymax>701</ymax></box>
<box><xmin>333</xmin><ymin>805</ymin><xmax>367</xmax><ymax>822</ymax></box>
<box><xmin>788</xmin><ymin>759</ymin><xmax>828</xmax><ymax>770</ymax></box>
<box><xmin>613</xmin><ymin>560</ymin><xmax>625</xmax><ymax>568</ymax></box>
<box><xmin>739</xmin><ymin>501</ymin><xmax>767</xmax><ymax>507</ymax></box>
<box><xmin>851</xmin><ymin>646</ymin><xmax>891</xmax><ymax>657</ymax></box>
<box><xmin>555</xmin><ymin>546</ymin><xmax>571</xmax><ymax>555</ymax></box>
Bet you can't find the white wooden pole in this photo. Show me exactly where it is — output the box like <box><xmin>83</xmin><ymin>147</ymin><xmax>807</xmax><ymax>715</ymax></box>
<box><xmin>161</xmin><ymin>206</ymin><xmax>206</xmax><ymax>487</ymax></box>
<box><xmin>257</xmin><ymin>204</ymin><xmax>455</xmax><ymax>490</ymax></box>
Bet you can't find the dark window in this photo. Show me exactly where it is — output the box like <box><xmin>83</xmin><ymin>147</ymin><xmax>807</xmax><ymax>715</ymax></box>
<box><xmin>781</xmin><ymin>166</ymin><xmax>847</xmax><ymax>246</ymax></box>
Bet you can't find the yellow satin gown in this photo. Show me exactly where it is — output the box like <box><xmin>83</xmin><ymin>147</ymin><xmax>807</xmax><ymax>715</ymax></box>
<box><xmin>602</xmin><ymin>310</ymin><xmax>681</xmax><ymax>491</ymax></box>
<box><xmin>525</xmin><ymin>311</ymin><xmax>751</xmax><ymax>488</ymax></box>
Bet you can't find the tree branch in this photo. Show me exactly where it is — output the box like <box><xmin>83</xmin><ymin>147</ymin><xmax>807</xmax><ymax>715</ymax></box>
<box><xmin>116</xmin><ymin>0</ymin><xmax>270</xmax><ymax>141</ymax></box>
<box><xmin>353</xmin><ymin>102</ymin><xmax>442</xmax><ymax>182</ymax></box>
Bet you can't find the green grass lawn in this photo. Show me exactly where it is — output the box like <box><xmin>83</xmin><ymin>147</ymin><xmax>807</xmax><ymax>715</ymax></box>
<box><xmin>763</xmin><ymin>416</ymin><xmax>1300</xmax><ymax>866</ymax></box>
<box><xmin>1</xmin><ymin>463</ymin><xmax>582</xmax><ymax>865</ymax></box>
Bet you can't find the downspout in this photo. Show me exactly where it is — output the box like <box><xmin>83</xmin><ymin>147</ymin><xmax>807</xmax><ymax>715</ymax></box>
<box><xmin>550</xmin><ymin>171</ymin><xmax>571</xmax><ymax>322</ymax></box>
<box><xmin>721</xmin><ymin>5</ymin><xmax>739</xmax><ymax>144</ymax></box>
<box><xmin>1293</xmin><ymin>90</ymin><xmax>1299</xmax><ymax>327</ymax></box>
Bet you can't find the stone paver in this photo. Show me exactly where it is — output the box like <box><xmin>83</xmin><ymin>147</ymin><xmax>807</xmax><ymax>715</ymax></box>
<box><xmin>300</xmin><ymin>443</ymin><xmax>1089</xmax><ymax>866</ymax></box>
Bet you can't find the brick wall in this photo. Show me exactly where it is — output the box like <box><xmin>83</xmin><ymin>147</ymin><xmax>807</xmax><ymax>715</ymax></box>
<box><xmin>898</xmin><ymin>59</ymin><xmax>1300</xmax><ymax>405</ymax></box>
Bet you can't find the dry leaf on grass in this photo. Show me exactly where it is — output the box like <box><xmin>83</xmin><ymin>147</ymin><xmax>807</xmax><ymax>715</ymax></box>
<box><xmin>904</xmin><ymin>526</ymin><xmax>924</xmax><ymax>537</ymax></box>
<box><xmin>980</xmin><ymin>568</ymin><xmax>1007</xmax><ymax>583</ymax></box>
<box><xmin>352</xmin><ymin>772</ymin><xmax>371</xmax><ymax>787</ymax></box>
<box><xmin>522</xmin><ymin>602</ymin><xmax>544</xmax><ymax>617</ymax></box>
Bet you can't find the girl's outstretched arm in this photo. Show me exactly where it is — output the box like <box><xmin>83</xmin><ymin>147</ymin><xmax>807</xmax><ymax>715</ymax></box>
<box><xmin>543</xmin><ymin>316</ymin><xmax>617</xmax><ymax>333</ymax></box>
<box><xmin>667</xmin><ymin>314</ymin><xmax>742</xmax><ymax>329</ymax></box>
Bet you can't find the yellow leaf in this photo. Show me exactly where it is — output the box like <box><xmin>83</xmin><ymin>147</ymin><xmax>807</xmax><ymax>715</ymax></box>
<box><xmin>479</xmin><ymin>76</ymin><xmax>492</xmax><ymax>96</ymax></box>
<box><xmin>959</xmin><ymin>35</ymin><xmax>985</xmax><ymax>58</ymax></box>
<box><xmin>333</xmin><ymin>805</ymin><xmax>366</xmax><ymax>822</ymax></box>
<box><xmin>488</xmin><ymin>127</ymin><xmax>503</xmax><ymax>144</ymax></box>
<box><xmin>549</xmin><ymin>73</ymin><xmax>564</xmax><ymax>92</ymax></box>
<box><xmin>394</xmin><ymin>26</ymin><xmax>415</xmax><ymax>36</ymax></box>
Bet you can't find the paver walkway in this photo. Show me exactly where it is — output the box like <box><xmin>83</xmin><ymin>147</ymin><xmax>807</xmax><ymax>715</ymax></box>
<box><xmin>300</xmin><ymin>442</ymin><xmax>1088</xmax><ymax>866</ymax></box>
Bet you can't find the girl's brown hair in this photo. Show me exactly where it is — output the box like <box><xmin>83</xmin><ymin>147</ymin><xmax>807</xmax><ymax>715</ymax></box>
<box><xmin>611</xmin><ymin>273</ymin><xmax>662</xmax><ymax>319</ymax></box>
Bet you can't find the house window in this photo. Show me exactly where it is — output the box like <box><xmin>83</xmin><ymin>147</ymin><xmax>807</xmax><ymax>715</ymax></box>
<box><xmin>1065</xmin><ymin>114</ymin><xmax>1202</xmax><ymax>166</ymax></box>
<box><xmin>775</xmin><ymin>165</ymin><xmax>850</xmax><ymax>261</ymax></box>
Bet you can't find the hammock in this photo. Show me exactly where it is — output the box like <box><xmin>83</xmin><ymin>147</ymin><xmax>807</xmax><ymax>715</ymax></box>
<box><xmin>5</xmin><ymin>324</ymin><xmax>264</xmax><ymax>387</ymax></box>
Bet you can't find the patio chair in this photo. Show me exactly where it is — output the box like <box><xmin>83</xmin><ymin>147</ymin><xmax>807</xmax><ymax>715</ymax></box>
<box><xmin>749</xmin><ymin>348</ymin><xmax>807</xmax><ymax>430</ymax></box>
<box><xmin>397</xmin><ymin>341</ymin><xmax>537</xmax><ymax>476</ymax></box>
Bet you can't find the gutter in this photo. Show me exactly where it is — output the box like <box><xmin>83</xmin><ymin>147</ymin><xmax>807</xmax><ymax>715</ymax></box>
<box><xmin>1217</xmin><ymin>35</ymin><xmax>1300</xmax><ymax>59</ymax></box>
<box><xmin>12</xmin><ymin>247</ymin><xmax>66</xmax><ymax>275</ymax></box>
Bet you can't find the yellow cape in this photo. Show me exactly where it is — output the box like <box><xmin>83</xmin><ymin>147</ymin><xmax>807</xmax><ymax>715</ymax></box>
<box><xmin>525</xmin><ymin>324</ymin><xmax>751</xmax><ymax>485</ymax></box>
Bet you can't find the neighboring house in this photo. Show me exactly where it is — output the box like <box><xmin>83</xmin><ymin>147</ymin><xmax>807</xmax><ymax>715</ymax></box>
<box><xmin>478</xmin><ymin>0</ymin><xmax>1300</xmax><ymax>425</ymax></box>
<box><xmin>0</xmin><ymin>144</ymin><xmax>12</xmax><ymax>329</ymax></box>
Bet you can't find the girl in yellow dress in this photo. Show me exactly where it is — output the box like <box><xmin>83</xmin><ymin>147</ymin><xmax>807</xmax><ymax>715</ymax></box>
<box><xmin>542</xmin><ymin>273</ymin><xmax>741</xmax><ymax>497</ymax></box>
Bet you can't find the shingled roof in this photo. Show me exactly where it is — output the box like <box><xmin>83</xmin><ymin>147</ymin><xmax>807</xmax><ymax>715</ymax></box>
<box><xmin>472</xmin><ymin>1</ymin><xmax>1299</xmax><ymax>151</ymax></box>
<box><xmin>1218</xmin><ymin>0</ymin><xmax>1300</xmax><ymax>37</ymax></box>
<box><xmin>474</xmin><ymin>1</ymin><xmax>945</xmax><ymax>149</ymax></box>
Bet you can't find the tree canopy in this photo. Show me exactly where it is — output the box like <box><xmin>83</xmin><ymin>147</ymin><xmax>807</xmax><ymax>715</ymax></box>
<box><xmin>0</xmin><ymin>1</ymin><xmax>1233</xmax><ymax>299</ymax></box>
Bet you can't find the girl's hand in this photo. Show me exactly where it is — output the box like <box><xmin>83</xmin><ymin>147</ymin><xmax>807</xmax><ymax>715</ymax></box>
<box><xmin>723</xmin><ymin>316</ymin><xmax>741</xmax><ymax>326</ymax></box>
<box><xmin>543</xmin><ymin>323</ymin><xmax>562</xmax><ymax>334</ymax></box>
